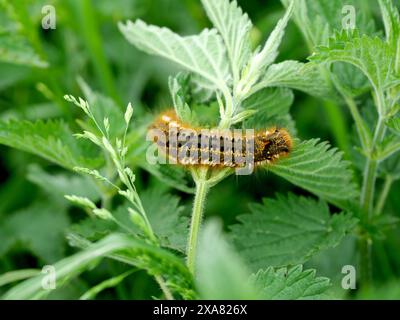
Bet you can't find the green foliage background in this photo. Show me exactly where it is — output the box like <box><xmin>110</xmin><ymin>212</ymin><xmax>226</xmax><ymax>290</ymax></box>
<box><xmin>0</xmin><ymin>0</ymin><xmax>400</xmax><ymax>299</ymax></box>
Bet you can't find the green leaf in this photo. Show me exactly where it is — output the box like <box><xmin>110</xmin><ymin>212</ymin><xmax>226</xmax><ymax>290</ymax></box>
<box><xmin>137</xmin><ymin>158</ymin><xmax>195</xmax><ymax>194</ymax></box>
<box><xmin>249</xmin><ymin>1</ymin><xmax>293</xmax><ymax>70</ymax></box>
<box><xmin>77</xmin><ymin>77</ymin><xmax>125</xmax><ymax>139</ymax></box>
<box><xmin>281</xmin><ymin>0</ymin><xmax>376</xmax><ymax>98</ymax></box>
<box><xmin>331</xmin><ymin>62</ymin><xmax>370</xmax><ymax>97</ymax></box>
<box><xmin>196</xmin><ymin>220</ymin><xmax>258</xmax><ymax>299</ymax></box>
<box><xmin>268</xmin><ymin>139</ymin><xmax>359</xmax><ymax>204</ymax></box>
<box><xmin>249</xmin><ymin>265</ymin><xmax>331</xmax><ymax>300</ymax></box>
<box><xmin>114</xmin><ymin>188</ymin><xmax>190</xmax><ymax>252</ymax></box>
<box><xmin>0</xmin><ymin>63</ymin><xmax>29</xmax><ymax>90</ymax></box>
<box><xmin>242</xmin><ymin>87</ymin><xmax>297</xmax><ymax>133</ymax></box>
<box><xmin>200</xmin><ymin>0</ymin><xmax>252</xmax><ymax>82</ymax></box>
<box><xmin>68</xmin><ymin>218</ymin><xmax>116</xmax><ymax>243</ymax></box>
<box><xmin>3</xmin><ymin>233</ymin><xmax>194</xmax><ymax>300</ymax></box>
<box><xmin>310</xmin><ymin>31</ymin><xmax>396</xmax><ymax>112</ymax></box>
<box><xmin>387</xmin><ymin>117</ymin><xmax>400</xmax><ymax>135</ymax></box>
<box><xmin>379</xmin><ymin>0</ymin><xmax>400</xmax><ymax>54</ymax></box>
<box><xmin>250</xmin><ymin>61</ymin><xmax>333</xmax><ymax>99</ymax></box>
<box><xmin>230</xmin><ymin>194</ymin><xmax>357</xmax><ymax>271</ymax></box>
<box><xmin>242</xmin><ymin>87</ymin><xmax>294</xmax><ymax>119</ymax></box>
<box><xmin>0</xmin><ymin>34</ymin><xmax>47</xmax><ymax>68</ymax></box>
<box><xmin>168</xmin><ymin>73</ymin><xmax>193</xmax><ymax>123</ymax></box>
<box><xmin>376</xmin><ymin>134</ymin><xmax>400</xmax><ymax>161</ymax></box>
<box><xmin>26</xmin><ymin>164</ymin><xmax>101</xmax><ymax>204</ymax></box>
<box><xmin>236</xmin><ymin>1</ymin><xmax>294</xmax><ymax>96</ymax></box>
<box><xmin>379</xmin><ymin>152</ymin><xmax>400</xmax><ymax>180</ymax></box>
<box><xmin>305</xmin><ymin>235</ymin><xmax>357</xmax><ymax>292</ymax></box>
<box><xmin>141</xmin><ymin>188</ymin><xmax>189</xmax><ymax>252</ymax></box>
<box><xmin>281</xmin><ymin>0</ymin><xmax>376</xmax><ymax>47</ymax></box>
<box><xmin>71</xmin><ymin>187</ymin><xmax>189</xmax><ymax>253</ymax></box>
<box><xmin>0</xmin><ymin>119</ymin><xmax>101</xmax><ymax>170</ymax></box>
<box><xmin>118</xmin><ymin>20</ymin><xmax>230</xmax><ymax>95</ymax></box>
<box><xmin>0</xmin><ymin>2</ymin><xmax>48</xmax><ymax>68</ymax></box>
<box><xmin>0</xmin><ymin>202</ymin><xmax>70</xmax><ymax>263</ymax></box>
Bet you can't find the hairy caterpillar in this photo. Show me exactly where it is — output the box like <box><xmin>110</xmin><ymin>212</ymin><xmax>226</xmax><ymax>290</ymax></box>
<box><xmin>148</xmin><ymin>110</ymin><xmax>292</xmax><ymax>172</ymax></box>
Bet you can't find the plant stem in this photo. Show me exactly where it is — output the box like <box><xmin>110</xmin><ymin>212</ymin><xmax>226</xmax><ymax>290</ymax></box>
<box><xmin>186</xmin><ymin>173</ymin><xmax>209</xmax><ymax>274</ymax></box>
<box><xmin>331</xmin><ymin>74</ymin><xmax>371</xmax><ymax>150</ymax></box>
<box><xmin>359</xmin><ymin>115</ymin><xmax>386</xmax><ymax>286</ymax></box>
<box><xmin>359</xmin><ymin>237</ymin><xmax>372</xmax><ymax>289</ymax></box>
<box><xmin>155</xmin><ymin>275</ymin><xmax>174</xmax><ymax>300</ymax></box>
<box><xmin>361</xmin><ymin>158</ymin><xmax>379</xmax><ymax>217</ymax></box>
<box><xmin>342</xmin><ymin>93</ymin><xmax>371</xmax><ymax>151</ymax></box>
<box><xmin>375</xmin><ymin>175</ymin><xmax>393</xmax><ymax>215</ymax></box>
<box><xmin>360</xmin><ymin>117</ymin><xmax>386</xmax><ymax>217</ymax></box>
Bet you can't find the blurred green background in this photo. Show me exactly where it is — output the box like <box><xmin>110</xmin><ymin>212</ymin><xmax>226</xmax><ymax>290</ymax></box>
<box><xmin>1</xmin><ymin>0</ymin><xmax>400</xmax><ymax>299</ymax></box>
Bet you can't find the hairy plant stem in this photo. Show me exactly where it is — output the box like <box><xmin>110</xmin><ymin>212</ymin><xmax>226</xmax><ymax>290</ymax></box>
<box><xmin>359</xmin><ymin>115</ymin><xmax>387</xmax><ymax>286</ymax></box>
<box><xmin>186</xmin><ymin>169</ymin><xmax>209</xmax><ymax>274</ymax></box>
<box><xmin>360</xmin><ymin>117</ymin><xmax>386</xmax><ymax>217</ymax></box>
<box><xmin>331</xmin><ymin>75</ymin><xmax>371</xmax><ymax>150</ymax></box>
<box><xmin>333</xmin><ymin>76</ymin><xmax>387</xmax><ymax>287</ymax></box>
<box><xmin>155</xmin><ymin>275</ymin><xmax>174</xmax><ymax>300</ymax></box>
<box><xmin>359</xmin><ymin>237</ymin><xmax>372</xmax><ymax>289</ymax></box>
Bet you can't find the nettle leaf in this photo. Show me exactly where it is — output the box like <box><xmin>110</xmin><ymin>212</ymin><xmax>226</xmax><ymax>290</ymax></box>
<box><xmin>379</xmin><ymin>0</ymin><xmax>400</xmax><ymax>54</ymax></box>
<box><xmin>26</xmin><ymin>164</ymin><xmax>101</xmax><ymax>204</ymax></box>
<box><xmin>281</xmin><ymin>0</ymin><xmax>376</xmax><ymax>47</ymax></box>
<box><xmin>331</xmin><ymin>62</ymin><xmax>370</xmax><ymax>97</ymax></box>
<box><xmin>380</xmin><ymin>153</ymin><xmax>400</xmax><ymax>180</ymax></box>
<box><xmin>281</xmin><ymin>0</ymin><xmax>376</xmax><ymax>98</ymax></box>
<box><xmin>0</xmin><ymin>119</ymin><xmax>101</xmax><ymax>170</ymax></box>
<box><xmin>387</xmin><ymin>117</ymin><xmax>400</xmax><ymax>135</ymax></box>
<box><xmin>118</xmin><ymin>20</ymin><xmax>230</xmax><ymax>96</ymax></box>
<box><xmin>250</xmin><ymin>61</ymin><xmax>333</xmax><ymax>99</ymax></box>
<box><xmin>169</xmin><ymin>73</ymin><xmax>192</xmax><ymax>123</ymax></box>
<box><xmin>250</xmin><ymin>1</ymin><xmax>293</xmax><ymax>70</ymax></box>
<box><xmin>236</xmin><ymin>1</ymin><xmax>294</xmax><ymax>96</ymax></box>
<box><xmin>242</xmin><ymin>87</ymin><xmax>297</xmax><ymax>134</ymax></box>
<box><xmin>249</xmin><ymin>265</ymin><xmax>331</xmax><ymax>300</ymax></box>
<box><xmin>69</xmin><ymin>218</ymin><xmax>116</xmax><ymax>243</ymax></box>
<box><xmin>71</xmin><ymin>188</ymin><xmax>189</xmax><ymax>253</ymax></box>
<box><xmin>114</xmin><ymin>188</ymin><xmax>190</xmax><ymax>252</ymax></box>
<box><xmin>197</xmin><ymin>220</ymin><xmax>258</xmax><ymax>299</ymax></box>
<box><xmin>267</xmin><ymin>139</ymin><xmax>359</xmax><ymax>205</ymax></box>
<box><xmin>281</xmin><ymin>0</ymin><xmax>328</xmax><ymax>47</ymax></box>
<box><xmin>242</xmin><ymin>87</ymin><xmax>294</xmax><ymax>119</ymax></box>
<box><xmin>0</xmin><ymin>202</ymin><xmax>70</xmax><ymax>263</ymax></box>
<box><xmin>0</xmin><ymin>34</ymin><xmax>47</xmax><ymax>68</ymax></box>
<box><xmin>376</xmin><ymin>133</ymin><xmax>400</xmax><ymax>162</ymax></box>
<box><xmin>230</xmin><ymin>194</ymin><xmax>357</xmax><ymax>271</ymax></box>
<box><xmin>77</xmin><ymin>78</ymin><xmax>125</xmax><ymax>139</ymax></box>
<box><xmin>141</xmin><ymin>189</ymin><xmax>189</xmax><ymax>252</ymax></box>
<box><xmin>200</xmin><ymin>0</ymin><xmax>252</xmax><ymax>82</ymax></box>
<box><xmin>0</xmin><ymin>2</ymin><xmax>48</xmax><ymax>68</ymax></box>
<box><xmin>310</xmin><ymin>31</ymin><xmax>396</xmax><ymax>103</ymax></box>
<box><xmin>3</xmin><ymin>233</ymin><xmax>194</xmax><ymax>300</ymax></box>
<box><xmin>140</xmin><ymin>162</ymin><xmax>195</xmax><ymax>194</ymax></box>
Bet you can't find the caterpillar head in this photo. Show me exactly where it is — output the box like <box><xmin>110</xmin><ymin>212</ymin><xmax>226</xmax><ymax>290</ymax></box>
<box><xmin>262</xmin><ymin>128</ymin><xmax>292</xmax><ymax>161</ymax></box>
